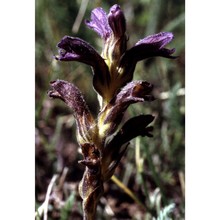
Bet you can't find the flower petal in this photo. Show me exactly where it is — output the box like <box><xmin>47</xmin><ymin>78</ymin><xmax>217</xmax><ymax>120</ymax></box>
<box><xmin>85</xmin><ymin>7</ymin><xmax>112</xmax><ymax>40</ymax></box>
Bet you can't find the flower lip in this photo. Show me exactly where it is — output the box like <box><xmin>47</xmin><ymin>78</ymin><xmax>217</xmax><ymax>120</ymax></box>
<box><xmin>136</xmin><ymin>32</ymin><xmax>174</xmax><ymax>49</ymax></box>
<box><xmin>55</xmin><ymin>36</ymin><xmax>85</xmax><ymax>61</ymax></box>
<box><xmin>55</xmin><ymin>49</ymin><xmax>79</xmax><ymax>61</ymax></box>
<box><xmin>55</xmin><ymin>36</ymin><xmax>102</xmax><ymax>65</ymax></box>
<box><xmin>56</xmin><ymin>36</ymin><xmax>87</xmax><ymax>55</ymax></box>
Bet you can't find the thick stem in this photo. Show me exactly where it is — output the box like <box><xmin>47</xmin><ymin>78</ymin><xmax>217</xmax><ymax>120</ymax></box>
<box><xmin>78</xmin><ymin>143</ymin><xmax>104</xmax><ymax>220</ymax></box>
<box><xmin>79</xmin><ymin>166</ymin><xmax>104</xmax><ymax>220</ymax></box>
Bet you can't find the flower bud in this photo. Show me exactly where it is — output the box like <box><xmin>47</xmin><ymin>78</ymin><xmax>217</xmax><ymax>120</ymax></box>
<box><xmin>105</xmin><ymin>4</ymin><xmax>127</xmax><ymax>66</ymax></box>
<box><xmin>108</xmin><ymin>4</ymin><xmax>126</xmax><ymax>39</ymax></box>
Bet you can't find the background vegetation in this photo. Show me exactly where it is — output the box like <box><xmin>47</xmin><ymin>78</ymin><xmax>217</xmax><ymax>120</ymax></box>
<box><xmin>36</xmin><ymin>0</ymin><xmax>185</xmax><ymax>219</ymax></box>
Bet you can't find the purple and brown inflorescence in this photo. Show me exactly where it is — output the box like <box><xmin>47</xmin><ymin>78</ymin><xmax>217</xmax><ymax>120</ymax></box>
<box><xmin>48</xmin><ymin>4</ymin><xmax>176</xmax><ymax>220</ymax></box>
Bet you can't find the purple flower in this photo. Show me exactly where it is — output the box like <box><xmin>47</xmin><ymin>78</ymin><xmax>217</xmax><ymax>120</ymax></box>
<box><xmin>86</xmin><ymin>4</ymin><xmax>127</xmax><ymax>70</ymax></box>
<box><xmin>98</xmin><ymin>80</ymin><xmax>154</xmax><ymax>137</ymax></box>
<box><xmin>55</xmin><ymin>36</ymin><xmax>111</xmax><ymax>100</ymax></box>
<box><xmin>85</xmin><ymin>7</ymin><xmax>111</xmax><ymax>40</ymax></box>
<box><xmin>48</xmin><ymin>79</ymin><xmax>95</xmax><ymax>144</ymax></box>
<box><xmin>118</xmin><ymin>32</ymin><xmax>176</xmax><ymax>84</ymax></box>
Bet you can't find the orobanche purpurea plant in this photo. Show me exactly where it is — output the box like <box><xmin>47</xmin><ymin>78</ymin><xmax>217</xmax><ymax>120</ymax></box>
<box><xmin>48</xmin><ymin>4</ymin><xmax>176</xmax><ymax>220</ymax></box>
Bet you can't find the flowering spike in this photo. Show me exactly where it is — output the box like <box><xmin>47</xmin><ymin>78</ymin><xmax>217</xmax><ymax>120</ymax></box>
<box><xmin>50</xmin><ymin>4</ymin><xmax>177</xmax><ymax>219</ymax></box>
